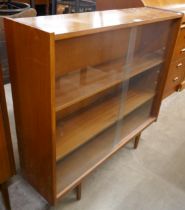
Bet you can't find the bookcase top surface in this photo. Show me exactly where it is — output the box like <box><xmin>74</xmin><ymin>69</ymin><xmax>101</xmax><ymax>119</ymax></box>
<box><xmin>13</xmin><ymin>7</ymin><xmax>181</xmax><ymax>40</ymax></box>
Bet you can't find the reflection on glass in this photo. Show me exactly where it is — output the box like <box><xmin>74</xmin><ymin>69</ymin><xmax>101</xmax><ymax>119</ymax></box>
<box><xmin>55</xmin><ymin>20</ymin><xmax>171</xmax><ymax>195</ymax></box>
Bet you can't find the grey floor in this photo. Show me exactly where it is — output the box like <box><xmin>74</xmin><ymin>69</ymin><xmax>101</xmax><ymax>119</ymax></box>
<box><xmin>1</xmin><ymin>85</ymin><xmax>185</xmax><ymax>210</ymax></box>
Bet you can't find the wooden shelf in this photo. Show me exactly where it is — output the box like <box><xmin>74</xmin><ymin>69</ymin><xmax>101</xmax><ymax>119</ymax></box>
<box><xmin>56</xmin><ymin>50</ymin><xmax>163</xmax><ymax>115</ymax></box>
<box><xmin>56</xmin><ymin>86</ymin><xmax>155</xmax><ymax>161</ymax></box>
<box><xmin>56</xmin><ymin>101</ymin><xmax>155</xmax><ymax>198</ymax></box>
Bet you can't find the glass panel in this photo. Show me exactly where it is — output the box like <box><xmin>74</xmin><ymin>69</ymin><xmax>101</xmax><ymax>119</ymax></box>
<box><xmin>55</xmin><ymin>28</ymin><xmax>131</xmax><ymax>195</ymax></box>
<box><xmin>55</xmin><ymin>20</ymin><xmax>171</xmax><ymax>195</ymax></box>
<box><xmin>55</xmin><ymin>28</ymin><xmax>131</xmax><ymax>162</ymax></box>
<box><xmin>113</xmin><ymin>21</ymin><xmax>172</xmax><ymax>147</ymax></box>
<box><xmin>56</xmin><ymin>101</ymin><xmax>153</xmax><ymax>195</ymax></box>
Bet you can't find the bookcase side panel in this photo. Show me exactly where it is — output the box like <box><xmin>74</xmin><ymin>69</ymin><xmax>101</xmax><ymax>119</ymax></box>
<box><xmin>4</xmin><ymin>19</ymin><xmax>56</xmax><ymax>204</ymax></box>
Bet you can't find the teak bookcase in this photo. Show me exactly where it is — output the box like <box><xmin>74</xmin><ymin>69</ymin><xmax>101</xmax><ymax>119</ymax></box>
<box><xmin>0</xmin><ymin>64</ymin><xmax>15</xmax><ymax>210</ymax></box>
<box><xmin>97</xmin><ymin>0</ymin><xmax>185</xmax><ymax>97</ymax></box>
<box><xmin>4</xmin><ymin>8</ymin><xmax>181</xmax><ymax>205</ymax></box>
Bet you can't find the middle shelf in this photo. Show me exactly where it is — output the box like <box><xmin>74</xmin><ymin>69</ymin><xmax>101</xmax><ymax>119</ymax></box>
<box><xmin>55</xmin><ymin>50</ymin><xmax>163</xmax><ymax>117</ymax></box>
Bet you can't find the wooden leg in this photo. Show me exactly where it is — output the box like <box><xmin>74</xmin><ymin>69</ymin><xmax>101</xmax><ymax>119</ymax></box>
<box><xmin>75</xmin><ymin>184</ymin><xmax>82</xmax><ymax>201</ymax></box>
<box><xmin>134</xmin><ymin>133</ymin><xmax>141</xmax><ymax>149</ymax></box>
<box><xmin>0</xmin><ymin>182</ymin><xmax>11</xmax><ymax>210</ymax></box>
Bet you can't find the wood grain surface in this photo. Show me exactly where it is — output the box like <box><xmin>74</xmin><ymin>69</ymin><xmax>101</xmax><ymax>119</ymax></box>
<box><xmin>12</xmin><ymin>7</ymin><xmax>182</xmax><ymax>40</ymax></box>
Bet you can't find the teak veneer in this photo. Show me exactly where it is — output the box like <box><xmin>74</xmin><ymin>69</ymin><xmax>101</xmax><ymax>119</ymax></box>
<box><xmin>4</xmin><ymin>8</ymin><xmax>181</xmax><ymax>205</ymax></box>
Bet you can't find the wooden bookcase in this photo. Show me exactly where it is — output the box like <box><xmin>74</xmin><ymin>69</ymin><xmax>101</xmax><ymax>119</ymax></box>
<box><xmin>0</xmin><ymin>64</ymin><xmax>15</xmax><ymax>210</ymax></box>
<box><xmin>4</xmin><ymin>8</ymin><xmax>181</xmax><ymax>205</ymax></box>
<box><xmin>97</xmin><ymin>0</ymin><xmax>185</xmax><ymax>97</ymax></box>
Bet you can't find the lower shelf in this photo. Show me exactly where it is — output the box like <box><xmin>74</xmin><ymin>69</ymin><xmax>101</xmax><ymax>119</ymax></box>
<box><xmin>56</xmin><ymin>100</ymin><xmax>155</xmax><ymax>199</ymax></box>
<box><xmin>56</xmin><ymin>87</ymin><xmax>155</xmax><ymax>160</ymax></box>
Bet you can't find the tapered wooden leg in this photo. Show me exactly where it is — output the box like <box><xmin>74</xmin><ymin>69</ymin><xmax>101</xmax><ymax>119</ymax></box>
<box><xmin>75</xmin><ymin>184</ymin><xmax>82</xmax><ymax>201</ymax></box>
<box><xmin>134</xmin><ymin>133</ymin><xmax>141</xmax><ymax>149</ymax></box>
<box><xmin>0</xmin><ymin>183</ymin><xmax>11</xmax><ymax>210</ymax></box>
